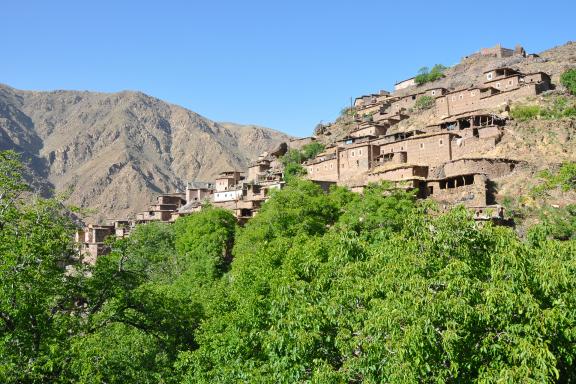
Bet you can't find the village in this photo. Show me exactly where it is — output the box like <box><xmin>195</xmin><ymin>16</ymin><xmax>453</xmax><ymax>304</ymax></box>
<box><xmin>76</xmin><ymin>44</ymin><xmax>554</xmax><ymax>261</ymax></box>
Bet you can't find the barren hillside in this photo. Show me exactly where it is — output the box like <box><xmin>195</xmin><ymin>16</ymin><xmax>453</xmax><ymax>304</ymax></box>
<box><xmin>0</xmin><ymin>85</ymin><xmax>291</xmax><ymax>222</ymax></box>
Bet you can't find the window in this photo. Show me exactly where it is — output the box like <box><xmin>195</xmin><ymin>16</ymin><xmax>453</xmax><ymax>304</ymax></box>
<box><xmin>439</xmin><ymin>139</ymin><xmax>443</xmax><ymax>145</ymax></box>
<box><xmin>487</xmin><ymin>73</ymin><xmax>493</xmax><ymax>80</ymax></box>
<box><xmin>431</xmin><ymin>90</ymin><xmax>436</xmax><ymax>96</ymax></box>
<box><xmin>496</xmin><ymin>82</ymin><xmax>501</xmax><ymax>88</ymax></box>
<box><xmin>459</xmin><ymin>94</ymin><xmax>464</xmax><ymax>100</ymax></box>
<box><xmin>330</xmin><ymin>163</ymin><xmax>333</xmax><ymax>169</ymax></box>
<box><xmin>316</xmin><ymin>168</ymin><xmax>319</xmax><ymax>172</ymax></box>
<box><xmin>356</xmin><ymin>160</ymin><xmax>360</xmax><ymax>166</ymax></box>
<box><xmin>420</xmin><ymin>143</ymin><xmax>424</xmax><ymax>149</ymax></box>
<box><xmin>508</xmin><ymin>80</ymin><xmax>513</xmax><ymax>86</ymax></box>
<box><xmin>412</xmin><ymin>95</ymin><xmax>416</xmax><ymax>100</ymax></box>
<box><xmin>324</xmin><ymin>164</ymin><xmax>327</xmax><ymax>169</ymax></box>
<box><xmin>358</xmin><ymin>149</ymin><xmax>362</xmax><ymax>155</ymax></box>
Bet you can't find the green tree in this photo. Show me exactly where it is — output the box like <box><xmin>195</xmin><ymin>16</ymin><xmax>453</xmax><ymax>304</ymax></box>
<box><xmin>0</xmin><ymin>151</ymin><xmax>82</xmax><ymax>383</ymax></box>
<box><xmin>177</xmin><ymin>181</ymin><xmax>576</xmax><ymax>383</ymax></box>
<box><xmin>280</xmin><ymin>142</ymin><xmax>326</xmax><ymax>181</ymax></box>
<box><xmin>415</xmin><ymin>64</ymin><xmax>446</xmax><ymax>85</ymax></box>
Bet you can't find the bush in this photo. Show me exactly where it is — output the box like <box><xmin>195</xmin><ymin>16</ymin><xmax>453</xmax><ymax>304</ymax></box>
<box><xmin>560</xmin><ymin>68</ymin><xmax>576</xmax><ymax>95</ymax></box>
<box><xmin>510</xmin><ymin>97</ymin><xmax>576</xmax><ymax>121</ymax></box>
<box><xmin>414</xmin><ymin>64</ymin><xmax>447</xmax><ymax>85</ymax></box>
<box><xmin>510</xmin><ymin>105</ymin><xmax>542</xmax><ymax>120</ymax></box>
<box><xmin>414</xmin><ymin>95</ymin><xmax>435</xmax><ymax>110</ymax></box>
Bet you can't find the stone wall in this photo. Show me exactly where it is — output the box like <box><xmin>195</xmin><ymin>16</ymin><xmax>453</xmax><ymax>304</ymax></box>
<box><xmin>428</xmin><ymin>174</ymin><xmax>487</xmax><ymax>207</ymax></box>
<box><xmin>442</xmin><ymin>158</ymin><xmax>518</xmax><ymax>179</ymax></box>
<box><xmin>451</xmin><ymin>136</ymin><xmax>498</xmax><ymax>159</ymax></box>
<box><xmin>367</xmin><ymin>165</ymin><xmax>428</xmax><ymax>182</ymax></box>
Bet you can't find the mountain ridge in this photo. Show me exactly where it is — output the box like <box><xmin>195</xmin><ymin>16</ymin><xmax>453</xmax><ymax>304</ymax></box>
<box><xmin>0</xmin><ymin>84</ymin><xmax>292</xmax><ymax>222</ymax></box>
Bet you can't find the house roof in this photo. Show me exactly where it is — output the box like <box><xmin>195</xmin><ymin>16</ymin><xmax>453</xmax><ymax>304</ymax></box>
<box><xmin>370</xmin><ymin>163</ymin><xmax>428</xmax><ymax>174</ymax></box>
<box><xmin>483</xmin><ymin>66</ymin><xmax>520</xmax><ymax>74</ymax></box>
<box><xmin>394</xmin><ymin>76</ymin><xmax>416</xmax><ymax>85</ymax></box>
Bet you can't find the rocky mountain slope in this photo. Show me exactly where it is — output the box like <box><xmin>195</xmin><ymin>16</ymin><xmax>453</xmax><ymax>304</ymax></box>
<box><xmin>0</xmin><ymin>84</ymin><xmax>291</xmax><ymax>222</ymax></box>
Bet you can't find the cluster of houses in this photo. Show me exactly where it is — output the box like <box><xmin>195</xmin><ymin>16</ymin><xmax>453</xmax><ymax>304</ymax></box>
<box><xmin>303</xmin><ymin>54</ymin><xmax>551</xmax><ymax>219</ymax></box>
<box><xmin>75</xmin><ymin>145</ymin><xmax>289</xmax><ymax>261</ymax></box>
<box><xmin>76</xmin><ymin>44</ymin><xmax>553</xmax><ymax>262</ymax></box>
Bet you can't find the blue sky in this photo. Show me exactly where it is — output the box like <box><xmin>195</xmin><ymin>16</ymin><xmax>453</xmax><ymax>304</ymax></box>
<box><xmin>1</xmin><ymin>0</ymin><xmax>574</xmax><ymax>137</ymax></box>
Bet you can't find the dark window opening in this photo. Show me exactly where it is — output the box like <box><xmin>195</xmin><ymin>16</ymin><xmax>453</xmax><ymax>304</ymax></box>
<box><xmin>428</xmin><ymin>186</ymin><xmax>434</xmax><ymax>195</ymax></box>
<box><xmin>447</xmin><ymin>179</ymin><xmax>455</xmax><ymax>188</ymax></box>
<box><xmin>464</xmin><ymin>175</ymin><xmax>474</xmax><ymax>185</ymax></box>
<box><xmin>456</xmin><ymin>177</ymin><xmax>464</xmax><ymax>187</ymax></box>
<box><xmin>473</xmin><ymin>128</ymin><xmax>479</xmax><ymax>138</ymax></box>
<box><xmin>412</xmin><ymin>95</ymin><xmax>416</xmax><ymax>100</ymax></box>
<box><xmin>439</xmin><ymin>181</ymin><xmax>446</xmax><ymax>189</ymax></box>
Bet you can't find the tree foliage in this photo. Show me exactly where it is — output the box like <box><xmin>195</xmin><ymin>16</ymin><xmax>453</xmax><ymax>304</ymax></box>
<box><xmin>1</xmin><ymin>152</ymin><xmax>575</xmax><ymax>383</ymax></box>
<box><xmin>281</xmin><ymin>142</ymin><xmax>326</xmax><ymax>181</ymax></box>
<box><xmin>415</xmin><ymin>64</ymin><xmax>447</xmax><ymax>85</ymax></box>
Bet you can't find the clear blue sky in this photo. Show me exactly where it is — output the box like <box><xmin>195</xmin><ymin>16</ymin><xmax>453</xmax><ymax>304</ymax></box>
<box><xmin>1</xmin><ymin>0</ymin><xmax>574</xmax><ymax>137</ymax></box>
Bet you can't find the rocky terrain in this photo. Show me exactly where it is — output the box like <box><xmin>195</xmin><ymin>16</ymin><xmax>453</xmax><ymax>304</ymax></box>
<box><xmin>0</xmin><ymin>85</ymin><xmax>291</xmax><ymax>222</ymax></box>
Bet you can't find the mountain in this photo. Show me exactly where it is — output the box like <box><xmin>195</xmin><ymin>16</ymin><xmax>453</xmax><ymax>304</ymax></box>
<box><xmin>0</xmin><ymin>84</ymin><xmax>292</xmax><ymax>222</ymax></box>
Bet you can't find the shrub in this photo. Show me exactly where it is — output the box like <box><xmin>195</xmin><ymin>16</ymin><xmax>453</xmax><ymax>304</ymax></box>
<box><xmin>414</xmin><ymin>95</ymin><xmax>435</xmax><ymax>110</ymax></box>
<box><xmin>510</xmin><ymin>105</ymin><xmax>542</xmax><ymax>120</ymax></box>
<box><xmin>414</xmin><ymin>64</ymin><xmax>447</xmax><ymax>85</ymax></box>
<box><xmin>511</xmin><ymin>97</ymin><xmax>576</xmax><ymax>121</ymax></box>
<box><xmin>280</xmin><ymin>142</ymin><xmax>326</xmax><ymax>181</ymax></box>
<box><xmin>560</xmin><ymin>68</ymin><xmax>576</xmax><ymax>95</ymax></box>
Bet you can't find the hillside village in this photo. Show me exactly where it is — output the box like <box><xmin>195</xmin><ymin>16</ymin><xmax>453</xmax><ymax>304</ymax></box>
<box><xmin>77</xmin><ymin>43</ymin><xmax>574</xmax><ymax>261</ymax></box>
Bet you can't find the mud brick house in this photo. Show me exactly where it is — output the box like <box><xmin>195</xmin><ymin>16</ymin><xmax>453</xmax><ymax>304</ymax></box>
<box><xmin>186</xmin><ymin>181</ymin><xmax>214</xmax><ymax>203</ymax></box>
<box><xmin>350</xmin><ymin>122</ymin><xmax>388</xmax><ymax>138</ymax></box>
<box><xmin>426</xmin><ymin>173</ymin><xmax>488</xmax><ymax>207</ymax></box>
<box><xmin>135</xmin><ymin>193</ymin><xmax>186</xmax><ymax>224</ymax></box>
<box><xmin>394</xmin><ymin>77</ymin><xmax>416</xmax><ymax>91</ymax></box>
<box><xmin>75</xmin><ymin>224</ymin><xmax>115</xmax><ymax>263</ymax></box>
<box><xmin>436</xmin><ymin>66</ymin><xmax>551</xmax><ymax>118</ymax></box>
<box><xmin>463</xmin><ymin>44</ymin><xmax>525</xmax><ymax>60</ymax></box>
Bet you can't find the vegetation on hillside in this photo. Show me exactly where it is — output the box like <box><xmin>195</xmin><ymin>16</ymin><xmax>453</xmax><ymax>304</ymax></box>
<box><xmin>560</xmin><ymin>68</ymin><xmax>576</xmax><ymax>95</ymax></box>
<box><xmin>414</xmin><ymin>95</ymin><xmax>435</xmax><ymax>110</ymax></box>
<box><xmin>281</xmin><ymin>142</ymin><xmax>326</xmax><ymax>180</ymax></box>
<box><xmin>1</xmin><ymin>151</ymin><xmax>576</xmax><ymax>383</ymax></box>
<box><xmin>510</xmin><ymin>96</ymin><xmax>576</xmax><ymax>120</ymax></box>
<box><xmin>414</xmin><ymin>64</ymin><xmax>447</xmax><ymax>85</ymax></box>
<box><xmin>503</xmin><ymin>162</ymin><xmax>576</xmax><ymax>240</ymax></box>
